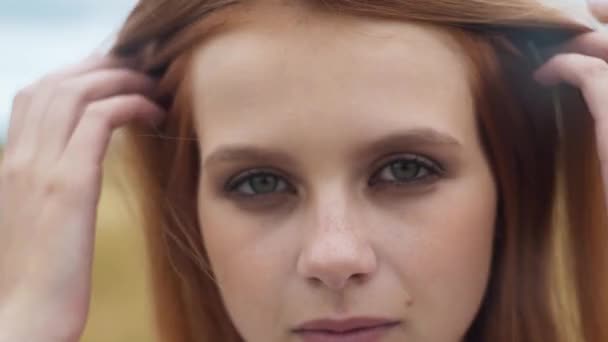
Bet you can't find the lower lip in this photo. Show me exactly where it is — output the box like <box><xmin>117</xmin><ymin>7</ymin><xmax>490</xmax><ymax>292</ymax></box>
<box><xmin>295</xmin><ymin>323</ymin><xmax>399</xmax><ymax>342</ymax></box>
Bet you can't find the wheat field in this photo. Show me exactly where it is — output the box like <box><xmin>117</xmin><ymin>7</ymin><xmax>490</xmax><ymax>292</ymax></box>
<box><xmin>81</xmin><ymin>168</ymin><xmax>156</xmax><ymax>341</ymax></box>
<box><xmin>81</xmin><ymin>142</ymin><xmax>156</xmax><ymax>342</ymax></box>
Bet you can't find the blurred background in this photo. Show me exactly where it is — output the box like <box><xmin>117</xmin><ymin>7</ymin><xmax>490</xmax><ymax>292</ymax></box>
<box><xmin>2</xmin><ymin>1</ymin><xmax>606</xmax><ymax>342</ymax></box>
<box><xmin>0</xmin><ymin>1</ymin><xmax>157</xmax><ymax>341</ymax></box>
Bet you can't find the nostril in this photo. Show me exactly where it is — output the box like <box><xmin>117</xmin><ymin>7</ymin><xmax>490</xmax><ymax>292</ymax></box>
<box><xmin>306</xmin><ymin>273</ymin><xmax>368</xmax><ymax>289</ymax></box>
<box><xmin>355</xmin><ymin>273</ymin><xmax>365</xmax><ymax>279</ymax></box>
<box><xmin>350</xmin><ymin>273</ymin><xmax>368</xmax><ymax>284</ymax></box>
<box><xmin>308</xmin><ymin>277</ymin><xmax>323</xmax><ymax>287</ymax></box>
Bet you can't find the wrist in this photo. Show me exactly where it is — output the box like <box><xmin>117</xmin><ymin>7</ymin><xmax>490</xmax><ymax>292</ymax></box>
<box><xmin>0</xmin><ymin>298</ymin><xmax>83</xmax><ymax>342</ymax></box>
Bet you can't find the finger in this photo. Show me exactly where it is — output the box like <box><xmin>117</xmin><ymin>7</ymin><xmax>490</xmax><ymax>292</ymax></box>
<box><xmin>5</xmin><ymin>86</ymin><xmax>35</xmax><ymax>155</ymax></box>
<box><xmin>534</xmin><ymin>53</ymin><xmax>608</xmax><ymax>146</ymax></box>
<box><xmin>534</xmin><ymin>53</ymin><xmax>608</xmax><ymax>189</ymax></box>
<box><xmin>37</xmin><ymin>69</ymin><xmax>157</xmax><ymax>163</ymax></box>
<box><xmin>49</xmin><ymin>53</ymin><xmax>136</xmax><ymax>79</ymax></box>
<box><xmin>534</xmin><ymin>53</ymin><xmax>607</xmax><ymax>117</ymax></box>
<box><xmin>6</xmin><ymin>54</ymin><xmax>136</xmax><ymax>155</ymax></box>
<box><xmin>588</xmin><ymin>0</ymin><xmax>608</xmax><ymax>22</ymax></box>
<box><xmin>555</xmin><ymin>31</ymin><xmax>608</xmax><ymax>61</ymax></box>
<box><xmin>534</xmin><ymin>53</ymin><xmax>607</xmax><ymax>93</ymax></box>
<box><xmin>61</xmin><ymin>95</ymin><xmax>165</xmax><ymax>168</ymax></box>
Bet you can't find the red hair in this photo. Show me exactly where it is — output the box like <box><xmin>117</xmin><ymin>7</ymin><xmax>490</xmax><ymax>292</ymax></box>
<box><xmin>111</xmin><ymin>1</ymin><xmax>608</xmax><ymax>341</ymax></box>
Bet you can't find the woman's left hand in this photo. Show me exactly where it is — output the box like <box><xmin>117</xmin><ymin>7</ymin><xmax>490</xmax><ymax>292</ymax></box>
<box><xmin>533</xmin><ymin>2</ymin><xmax>608</xmax><ymax>204</ymax></box>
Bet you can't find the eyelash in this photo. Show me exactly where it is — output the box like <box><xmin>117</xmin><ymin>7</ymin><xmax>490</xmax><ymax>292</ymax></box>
<box><xmin>224</xmin><ymin>154</ymin><xmax>445</xmax><ymax>198</ymax></box>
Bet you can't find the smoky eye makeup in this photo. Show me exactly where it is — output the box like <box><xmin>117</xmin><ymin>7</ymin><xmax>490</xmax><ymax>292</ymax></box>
<box><xmin>220</xmin><ymin>152</ymin><xmax>446</xmax><ymax>201</ymax></box>
<box><xmin>368</xmin><ymin>153</ymin><xmax>445</xmax><ymax>187</ymax></box>
<box><xmin>224</xmin><ymin>168</ymin><xmax>295</xmax><ymax>195</ymax></box>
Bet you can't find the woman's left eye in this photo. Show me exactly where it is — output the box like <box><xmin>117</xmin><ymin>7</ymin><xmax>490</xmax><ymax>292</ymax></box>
<box><xmin>370</xmin><ymin>155</ymin><xmax>442</xmax><ymax>186</ymax></box>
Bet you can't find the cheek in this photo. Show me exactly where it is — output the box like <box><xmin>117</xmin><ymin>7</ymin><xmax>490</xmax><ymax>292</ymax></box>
<box><xmin>383</xmin><ymin>172</ymin><xmax>496</xmax><ymax>339</ymax></box>
<box><xmin>198</xmin><ymin>195</ymin><xmax>294</xmax><ymax>340</ymax></box>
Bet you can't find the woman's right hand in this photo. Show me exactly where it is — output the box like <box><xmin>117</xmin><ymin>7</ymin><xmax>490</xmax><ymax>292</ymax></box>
<box><xmin>0</xmin><ymin>53</ymin><xmax>165</xmax><ymax>342</ymax></box>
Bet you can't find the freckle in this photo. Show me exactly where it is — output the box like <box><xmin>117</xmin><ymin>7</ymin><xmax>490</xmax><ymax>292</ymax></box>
<box><xmin>404</xmin><ymin>297</ymin><xmax>413</xmax><ymax>307</ymax></box>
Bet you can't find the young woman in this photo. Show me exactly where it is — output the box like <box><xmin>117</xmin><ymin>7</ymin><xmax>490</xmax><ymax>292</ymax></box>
<box><xmin>1</xmin><ymin>1</ymin><xmax>608</xmax><ymax>341</ymax></box>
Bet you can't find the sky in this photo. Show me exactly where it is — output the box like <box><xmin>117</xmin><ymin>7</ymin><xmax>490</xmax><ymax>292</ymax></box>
<box><xmin>0</xmin><ymin>0</ymin><xmax>137</xmax><ymax>144</ymax></box>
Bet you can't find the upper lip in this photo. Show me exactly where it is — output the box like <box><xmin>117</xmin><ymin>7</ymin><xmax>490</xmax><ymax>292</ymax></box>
<box><xmin>292</xmin><ymin>317</ymin><xmax>401</xmax><ymax>333</ymax></box>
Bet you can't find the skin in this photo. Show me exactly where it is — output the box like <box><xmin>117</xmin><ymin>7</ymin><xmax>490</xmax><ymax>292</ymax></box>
<box><xmin>193</xmin><ymin>4</ymin><xmax>496</xmax><ymax>341</ymax></box>
<box><xmin>1</xmin><ymin>1</ymin><xmax>608</xmax><ymax>342</ymax></box>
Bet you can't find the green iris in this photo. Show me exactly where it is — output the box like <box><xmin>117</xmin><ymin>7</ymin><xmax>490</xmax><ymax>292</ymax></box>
<box><xmin>249</xmin><ymin>174</ymin><xmax>279</xmax><ymax>194</ymax></box>
<box><xmin>390</xmin><ymin>160</ymin><xmax>422</xmax><ymax>181</ymax></box>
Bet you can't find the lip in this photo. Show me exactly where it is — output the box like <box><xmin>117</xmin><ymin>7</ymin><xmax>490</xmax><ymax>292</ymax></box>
<box><xmin>292</xmin><ymin>317</ymin><xmax>401</xmax><ymax>342</ymax></box>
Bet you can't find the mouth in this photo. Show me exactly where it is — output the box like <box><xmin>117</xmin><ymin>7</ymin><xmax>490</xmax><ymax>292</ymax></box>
<box><xmin>292</xmin><ymin>317</ymin><xmax>401</xmax><ymax>342</ymax></box>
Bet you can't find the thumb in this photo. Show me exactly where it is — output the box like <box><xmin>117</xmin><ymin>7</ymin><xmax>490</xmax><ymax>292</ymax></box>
<box><xmin>588</xmin><ymin>0</ymin><xmax>608</xmax><ymax>22</ymax></box>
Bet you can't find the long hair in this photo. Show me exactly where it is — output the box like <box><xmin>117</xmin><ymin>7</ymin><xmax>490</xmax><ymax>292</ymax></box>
<box><xmin>110</xmin><ymin>1</ymin><xmax>608</xmax><ymax>341</ymax></box>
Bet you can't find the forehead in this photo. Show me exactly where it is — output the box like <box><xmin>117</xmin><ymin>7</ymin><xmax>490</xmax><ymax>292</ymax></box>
<box><xmin>190</xmin><ymin>4</ymin><xmax>473</xmax><ymax>86</ymax></box>
<box><xmin>189</xmin><ymin>3</ymin><xmax>476</xmax><ymax>146</ymax></box>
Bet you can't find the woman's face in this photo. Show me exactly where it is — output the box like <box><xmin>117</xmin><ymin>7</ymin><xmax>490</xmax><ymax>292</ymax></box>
<box><xmin>192</xmin><ymin>4</ymin><xmax>497</xmax><ymax>342</ymax></box>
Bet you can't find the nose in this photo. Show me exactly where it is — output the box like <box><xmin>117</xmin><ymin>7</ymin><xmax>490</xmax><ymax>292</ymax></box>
<box><xmin>296</xmin><ymin>201</ymin><xmax>377</xmax><ymax>290</ymax></box>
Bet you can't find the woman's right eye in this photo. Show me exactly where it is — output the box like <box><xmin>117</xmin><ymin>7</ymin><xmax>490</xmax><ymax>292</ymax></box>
<box><xmin>227</xmin><ymin>171</ymin><xmax>291</xmax><ymax>197</ymax></box>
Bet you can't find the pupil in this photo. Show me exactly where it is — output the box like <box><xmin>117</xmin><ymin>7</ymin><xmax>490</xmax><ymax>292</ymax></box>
<box><xmin>251</xmin><ymin>174</ymin><xmax>277</xmax><ymax>193</ymax></box>
<box><xmin>391</xmin><ymin>161</ymin><xmax>419</xmax><ymax>180</ymax></box>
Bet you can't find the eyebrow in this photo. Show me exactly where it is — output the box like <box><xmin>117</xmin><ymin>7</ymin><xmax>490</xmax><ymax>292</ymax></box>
<box><xmin>202</xmin><ymin>127</ymin><xmax>461</xmax><ymax>169</ymax></box>
<box><xmin>356</xmin><ymin>127</ymin><xmax>461</xmax><ymax>158</ymax></box>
